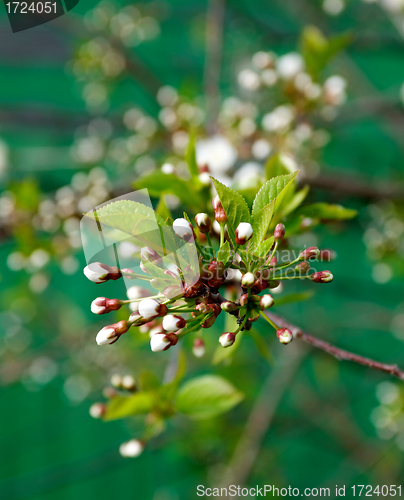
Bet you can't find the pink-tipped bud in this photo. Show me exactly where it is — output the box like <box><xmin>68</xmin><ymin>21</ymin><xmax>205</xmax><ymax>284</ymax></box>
<box><xmin>295</xmin><ymin>261</ymin><xmax>311</xmax><ymax>273</ymax></box>
<box><xmin>274</xmin><ymin>223</ymin><xmax>285</xmax><ymax>242</ymax></box>
<box><xmin>96</xmin><ymin>320</ymin><xmax>130</xmax><ymax>346</ymax></box>
<box><xmin>276</xmin><ymin>328</ymin><xmax>293</xmax><ymax>344</ymax></box>
<box><xmin>121</xmin><ymin>268</ymin><xmax>137</xmax><ymax>280</ymax></box>
<box><xmin>299</xmin><ymin>246</ymin><xmax>320</xmax><ymax>260</ymax></box>
<box><xmin>310</xmin><ymin>271</ymin><xmax>333</xmax><ymax>283</ymax></box>
<box><xmin>140</xmin><ymin>246</ymin><xmax>162</xmax><ymax>264</ymax></box>
<box><xmin>192</xmin><ymin>338</ymin><xmax>205</xmax><ymax>358</ymax></box>
<box><xmin>241</xmin><ymin>272</ymin><xmax>255</xmax><ymax>288</ymax></box>
<box><xmin>219</xmin><ymin>332</ymin><xmax>236</xmax><ymax>347</ymax></box>
<box><xmin>195</xmin><ymin>213</ymin><xmax>212</xmax><ymax>233</ymax></box>
<box><xmin>212</xmin><ymin>196</ymin><xmax>227</xmax><ymax>223</ymax></box>
<box><xmin>83</xmin><ymin>262</ymin><xmax>122</xmax><ymax>284</ymax></box>
<box><xmin>89</xmin><ymin>402</ymin><xmax>106</xmax><ymax>419</ymax></box>
<box><xmin>319</xmin><ymin>249</ymin><xmax>336</xmax><ymax>262</ymax></box>
<box><xmin>150</xmin><ymin>332</ymin><xmax>178</xmax><ymax>352</ymax></box>
<box><xmin>239</xmin><ymin>293</ymin><xmax>249</xmax><ymax>307</ymax></box>
<box><xmin>91</xmin><ymin>297</ymin><xmax>122</xmax><ymax>315</ymax></box>
<box><xmin>173</xmin><ymin>218</ymin><xmax>194</xmax><ymax>241</ymax></box>
<box><xmin>138</xmin><ymin>299</ymin><xmax>168</xmax><ymax>320</ymax></box>
<box><xmin>221</xmin><ymin>301</ymin><xmax>238</xmax><ymax>313</ymax></box>
<box><xmin>162</xmin><ymin>314</ymin><xmax>186</xmax><ymax>332</ymax></box>
<box><xmin>260</xmin><ymin>294</ymin><xmax>274</xmax><ymax>310</ymax></box>
<box><xmin>235</xmin><ymin>222</ymin><xmax>253</xmax><ymax>245</ymax></box>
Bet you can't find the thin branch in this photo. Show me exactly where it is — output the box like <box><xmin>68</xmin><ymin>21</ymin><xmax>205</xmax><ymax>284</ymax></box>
<box><xmin>267</xmin><ymin>312</ymin><xmax>404</xmax><ymax>381</ymax></box>
<box><xmin>217</xmin><ymin>345</ymin><xmax>306</xmax><ymax>492</ymax></box>
<box><xmin>204</xmin><ymin>0</ymin><xmax>226</xmax><ymax>134</ymax></box>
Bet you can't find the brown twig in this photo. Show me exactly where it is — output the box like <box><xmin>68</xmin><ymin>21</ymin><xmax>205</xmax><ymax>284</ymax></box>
<box><xmin>267</xmin><ymin>312</ymin><xmax>404</xmax><ymax>381</ymax></box>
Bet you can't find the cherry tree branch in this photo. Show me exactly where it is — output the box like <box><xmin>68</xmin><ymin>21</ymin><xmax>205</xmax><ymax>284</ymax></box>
<box><xmin>267</xmin><ymin>312</ymin><xmax>404</xmax><ymax>381</ymax></box>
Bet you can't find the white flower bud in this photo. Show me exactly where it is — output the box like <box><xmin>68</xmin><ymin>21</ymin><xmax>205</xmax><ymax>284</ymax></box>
<box><xmin>91</xmin><ymin>297</ymin><xmax>107</xmax><ymax>314</ymax></box>
<box><xmin>235</xmin><ymin>222</ymin><xmax>253</xmax><ymax>245</ymax></box>
<box><xmin>119</xmin><ymin>439</ymin><xmax>144</xmax><ymax>458</ymax></box>
<box><xmin>219</xmin><ymin>332</ymin><xmax>236</xmax><ymax>348</ymax></box>
<box><xmin>198</xmin><ymin>172</ymin><xmax>211</xmax><ymax>186</ymax></box>
<box><xmin>162</xmin><ymin>314</ymin><xmax>186</xmax><ymax>332</ymax></box>
<box><xmin>192</xmin><ymin>338</ymin><xmax>205</xmax><ymax>358</ymax></box>
<box><xmin>150</xmin><ymin>333</ymin><xmax>171</xmax><ymax>352</ymax></box>
<box><xmin>276</xmin><ymin>52</ymin><xmax>304</xmax><ymax>80</ymax></box>
<box><xmin>89</xmin><ymin>403</ymin><xmax>105</xmax><ymax>419</ymax></box>
<box><xmin>122</xmin><ymin>375</ymin><xmax>136</xmax><ymax>391</ymax></box>
<box><xmin>173</xmin><ymin>218</ymin><xmax>194</xmax><ymax>240</ymax></box>
<box><xmin>260</xmin><ymin>294</ymin><xmax>274</xmax><ymax>310</ymax></box>
<box><xmin>277</xmin><ymin>328</ymin><xmax>293</xmax><ymax>344</ymax></box>
<box><xmin>129</xmin><ymin>312</ymin><xmax>141</xmax><ymax>323</ymax></box>
<box><xmin>96</xmin><ymin>326</ymin><xmax>118</xmax><ymax>346</ymax></box>
<box><xmin>110</xmin><ymin>374</ymin><xmax>123</xmax><ymax>388</ymax></box>
<box><xmin>126</xmin><ymin>286</ymin><xmax>149</xmax><ymax>300</ymax></box>
<box><xmin>138</xmin><ymin>298</ymin><xmax>161</xmax><ymax>320</ymax></box>
<box><xmin>241</xmin><ymin>272</ymin><xmax>255</xmax><ymax>288</ymax></box>
<box><xmin>83</xmin><ymin>262</ymin><xmax>109</xmax><ymax>283</ymax></box>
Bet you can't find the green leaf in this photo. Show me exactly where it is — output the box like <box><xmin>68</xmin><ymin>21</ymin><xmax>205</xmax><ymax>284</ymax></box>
<box><xmin>274</xmin><ymin>290</ymin><xmax>315</xmax><ymax>306</ymax></box>
<box><xmin>156</xmin><ymin>196</ymin><xmax>172</xmax><ymax>221</ymax></box>
<box><xmin>176</xmin><ymin>375</ymin><xmax>244</xmax><ymax>419</ymax></box>
<box><xmin>250</xmin><ymin>200</ymin><xmax>275</xmax><ymax>253</ymax></box>
<box><xmin>249</xmin><ymin>328</ymin><xmax>274</xmax><ymax>364</ymax></box>
<box><xmin>298</xmin><ymin>203</ymin><xmax>357</xmax><ymax>221</ymax></box>
<box><xmin>86</xmin><ymin>199</ymin><xmax>165</xmax><ymax>238</ymax></box>
<box><xmin>103</xmin><ymin>392</ymin><xmax>155</xmax><ymax>421</ymax></box>
<box><xmin>217</xmin><ymin>240</ymin><xmax>231</xmax><ymax>264</ymax></box>
<box><xmin>257</xmin><ymin>236</ymin><xmax>275</xmax><ymax>258</ymax></box>
<box><xmin>265</xmin><ymin>154</ymin><xmax>296</xmax><ymax>179</ymax></box>
<box><xmin>280</xmin><ymin>185</ymin><xmax>310</xmax><ymax>218</ymax></box>
<box><xmin>211</xmin><ymin>178</ymin><xmax>251</xmax><ymax>246</ymax></box>
<box><xmin>185</xmin><ymin>133</ymin><xmax>199</xmax><ymax>178</ymax></box>
<box><xmin>252</xmin><ymin>172</ymin><xmax>298</xmax><ymax>216</ymax></box>
<box><xmin>134</xmin><ymin>171</ymin><xmax>204</xmax><ymax>210</ymax></box>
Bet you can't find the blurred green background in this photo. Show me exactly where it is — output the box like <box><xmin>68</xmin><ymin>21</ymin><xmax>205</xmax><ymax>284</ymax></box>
<box><xmin>1</xmin><ymin>0</ymin><xmax>404</xmax><ymax>499</ymax></box>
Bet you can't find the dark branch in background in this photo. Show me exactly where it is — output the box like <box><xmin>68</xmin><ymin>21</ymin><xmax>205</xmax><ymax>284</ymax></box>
<box><xmin>267</xmin><ymin>312</ymin><xmax>404</xmax><ymax>381</ymax></box>
<box><xmin>217</xmin><ymin>346</ymin><xmax>306</xmax><ymax>494</ymax></box>
<box><xmin>204</xmin><ymin>0</ymin><xmax>226</xmax><ymax>134</ymax></box>
<box><xmin>300</xmin><ymin>171</ymin><xmax>404</xmax><ymax>201</ymax></box>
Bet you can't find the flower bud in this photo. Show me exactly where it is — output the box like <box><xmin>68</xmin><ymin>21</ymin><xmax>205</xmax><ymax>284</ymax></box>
<box><xmin>192</xmin><ymin>338</ymin><xmax>205</xmax><ymax>358</ymax></box>
<box><xmin>91</xmin><ymin>297</ymin><xmax>122</xmax><ymax>315</ymax></box>
<box><xmin>96</xmin><ymin>320</ymin><xmax>130</xmax><ymax>346</ymax></box>
<box><xmin>319</xmin><ymin>249</ymin><xmax>336</xmax><ymax>262</ymax></box>
<box><xmin>173</xmin><ymin>218</ymin><xmax>194</xmax><ymax>241</ymax></box>
<box><xmin>260</xmin><ymin>294</ymin><xmax>274</xmax><ymax>310</ymax></box>
<box><xmin>119</xmin><ymin>439</ymin><xmax>144</xmax><ymax>458</ymax></box>
<box><xmin>128</xmin><ymin>312</ymin><xmax>142</xmax><ymax>324</ymax></box>
<box><xmin>195</xmin><ymin>213</ymin><xmax>212</xmax><ymax>233</ymax></box>
<box><xmin>89</xmin><ymin>402</ymin><xmax>106</xmax><ymax>419</ymax></box>
<box><xmin>121</xmin><ymin>268</ymin><xmax>137</xmax><ymax>280</ymax></box>
<box><xmin>274</xmin><ymin>223</ymin><xmax>285</xmax><ymax>242</ymax></box>
<box><xmin>110</xmin><ymin>374</ymin><xmax>123</xmax><ymax>388</ymax></box>
<box><xmin>150</xmin><ymin>332</ymin><xmax>178</xmax><ymax>352</ymax></box>
<box><xmin>235</xmin><ymin>222</ymin><xmax>253</xmax><ymax>245</ymax></box>
<box><xmin>121</xmin><ymin>375</ymin><xmax>136</xmax><ymax>391</ymax></box>
<box><xmin>310</xmin><ymin>271</ymin><xmax>333</xmax><ymax>283</ymax></box>
<box><xmin>212</xmin><ymin>196</ymin><xmax>227</xmax><ymax>223</ymax></box>
<box><xmin>276</xmin><ymin>328</ymin><xmax>293</xmax><ymax>344</ymax></box>
<box><xmin>202</xmin><ymin>314</ymin><xmax>217</xmax><ymax>328</ymax></box>
<box><xmin>83</xmin><ymin>262</ymin><xmax>122</xmax><ymax>284</ymax></box>
<box><xmin>239</xmin><ymin>293</ymin><xmax>249</xmax><ymax>307</ymax></box>
<box><xmin>162</xmin><ymin>314</ymin><xmax>186</xmax><ymax>332</ymax></box>
<box><xmin>299</xmin><ymin>246</ymin><xmax>320</xmax><ymax>260</ymax></box>
<box><xmin>241</xmin><ymin>272</ymin><xmax>255</xmax><ymax>288</ymax></box>
<box><xmin>138</xmin><ymin>299</ymin><xmax>168</xmax><ymax>320</ymax></box>
<box><xmin>221</xmin><ymin>301</ymin><xmax>238</xmax><ymax>313</ymax></box>
<box><xmin>248</xmin><ymin>308</ymin><xmax>260</xmax><ymax>322</ymax></box>
<box><xmin>270</xmin><ymin>256</ymin><xmax>277</xmax><ymax>267</ymax></box>
<box><xmin>295</xmin><ymin>261</ymin><xmax>311</xmax><ymax>273</ymax></box>
<box><xmin>140</xmin><ymin>246</ymin><xmax>162</xmax><ymax>264</ymax></box>
<box><xmin>219</xmin><ymin>332</ymin><xmax>236</xmax><ymax>347</ymax></box>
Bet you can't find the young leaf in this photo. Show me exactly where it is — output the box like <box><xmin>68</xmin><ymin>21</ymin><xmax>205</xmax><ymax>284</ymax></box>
<box><xmin>103</xmin><ymin>392</ymin><xmax>156</xmax><ymax>421</ymax></box>
<box><xmin>134</xmin><ymin>172</ymin><xmax>204</xmax><ymax>210</ymax></box>
<box><xmin>185</xmin><ymin>133</ymin><xmax>199</xmax><ymax>179</ymax></box>
<box><xmin>257</xmin><ymin>236</ymin><xmax>275</xmax><ymax>258</ymax></box>
<box><xmin>249</xmin><ymin>200</ymin><xmax>275</xmax><ymax>253</ymax></box>
<box><xmin>176</xmin><ymin>375</ymin><xmax>244</xmax><ymax>419</ymax></box>
<box><xmin>217</xmin><ymin>240</ymin><xmax>231</xmax><ymax>264</ymax></box>
<box><xmin>211</xmin><ymin>178</ymin><xmax>251</xmax><ymax>246</ymax></box>
<box><xmin>298</xmin><ymin>203</ymin><xmax>357</xmax><ymax>220</ymax></box>
<box><xmin>280</xmin><ymin>185</ymin><xmax>309</xmax><ymax>218</ymax></box>
<box><xmin>265</xmin><ymin>155</ymin><xmax>293</xmax><ymax>179</ymax></box>
<box><xmin>252</xmin><ymin>172</ymin><xmax>298</xmax><ymax>216</ymax></box>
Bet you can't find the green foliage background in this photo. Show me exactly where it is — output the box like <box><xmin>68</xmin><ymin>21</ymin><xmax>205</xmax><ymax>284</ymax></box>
<box><xmin>0</xmin><ymin>0</ymin><xmax>404</xmax><ymax>499</ymax></box>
